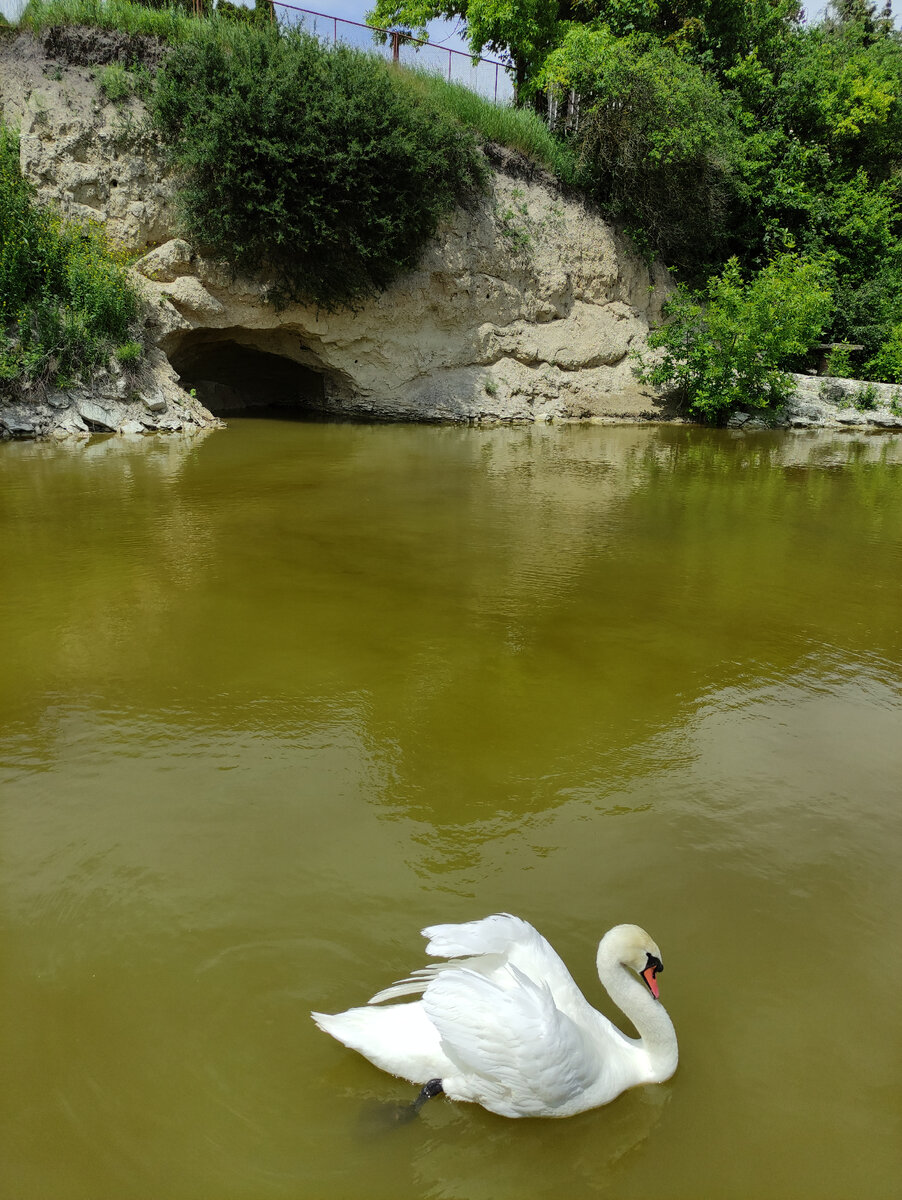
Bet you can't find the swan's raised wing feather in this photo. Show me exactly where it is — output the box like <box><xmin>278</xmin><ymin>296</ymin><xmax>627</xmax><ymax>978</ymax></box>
<box><xmin>369</xmin><ymin>915</ymin><xmax>564</xmax><ymax>1007</ymax></box>
<box><xmin>367</xmin><ymin>962</ymin><xmax>459</xmax><ymax>1005</ymax></box>
<box><xmin>422</xmin><ymin>913</ymin><xmax>540</xmax><ymax>958</ymax></box>
<box><xmin>422</xmin><ymin>913</ymin><xmax>588</xmax><ymax>1020</ymax></box>
<box><xmin>423</xmin><ymin>964</ymin><xmax>598</xmax><ymax>1116</ymax></box>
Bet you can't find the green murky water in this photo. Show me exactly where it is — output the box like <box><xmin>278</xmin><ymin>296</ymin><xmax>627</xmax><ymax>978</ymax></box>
<box><xmin>2</xmin><ymin>421</ymin><xmax>901</xmax><ymax>1199</ymax></box>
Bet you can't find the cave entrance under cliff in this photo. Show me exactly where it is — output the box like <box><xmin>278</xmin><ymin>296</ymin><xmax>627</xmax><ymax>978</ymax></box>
<box><xmin>168</xmin><ymin>332</ymin><xmax>337</xmax><ymax>419</ymax></box>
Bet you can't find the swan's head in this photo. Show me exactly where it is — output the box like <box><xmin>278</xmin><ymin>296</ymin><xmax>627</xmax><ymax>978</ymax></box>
<box><xmin>598</xmin><ymin>924</ymin><xmax>665</xmax><ymax>1000</ymax></box>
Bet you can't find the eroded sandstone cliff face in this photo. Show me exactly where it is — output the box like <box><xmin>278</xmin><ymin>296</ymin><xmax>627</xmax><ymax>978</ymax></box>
<box><xmin>0</xmin><ymin>27</ymin><xmax>678</xmax><ymax>437</ymax></box>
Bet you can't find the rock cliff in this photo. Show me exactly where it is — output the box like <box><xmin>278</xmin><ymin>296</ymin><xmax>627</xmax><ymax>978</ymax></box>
<box><xmin>3</xmin><ymin>27</ymin><xmax>901</xmax><ymax>440</ymax></box>
<box><xmin>0</xmin><ymin>27</ymin><xmax>678</xmax><ymax>438</ymax></box>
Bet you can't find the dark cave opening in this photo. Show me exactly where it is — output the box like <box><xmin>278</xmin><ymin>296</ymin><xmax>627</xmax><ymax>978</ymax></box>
<box><xmin>169</xmin><ymin>335</ymin><xmax>329</xmax><ymax>418</ymax></box>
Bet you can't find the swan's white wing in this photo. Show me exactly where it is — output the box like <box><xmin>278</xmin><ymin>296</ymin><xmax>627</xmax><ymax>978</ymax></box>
<box><xmin>423</xmin><ymin>964</ymin><xmax>598</xmax><ymax>1116</ymax></box>
<box><xmin>367</xmin><ymin>961</ymin><xmax>471</xmax><ymax>1005</ymax></box>
<box><xmin>369</xmin><ymin>914</ymin><xmax>555</xmax><ymax>1006</ymax></box>
<box><xmin>422</xmin><ymin>913</ymin><xmax>542</xmax><ymax>958</ymax></box>
<box><xmin>422</xmin><ymin>913</ymin><xmax>588</xmax><ymax>1019</ymax></box>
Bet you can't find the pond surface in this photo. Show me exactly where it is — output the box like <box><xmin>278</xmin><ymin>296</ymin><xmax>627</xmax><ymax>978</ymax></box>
<box><xmin>1</xmin><ymin>421</ymin><xmax>901</xmax><ymax>1199</ymax></box>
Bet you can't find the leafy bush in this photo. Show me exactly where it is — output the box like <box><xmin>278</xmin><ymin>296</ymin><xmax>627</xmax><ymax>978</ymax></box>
<box><xmin>635</xmin><ymin>254</ymin><xmax>833</xmax><ymax>419</ymax></box>
<box><xmin>115</xmin><ymin>338</ymin><xmax>144</xmax><ymax>367</ymax></box>
<box><xmin>539</xmin><ymin>26</ymin><xmax>741</xmax><ymax>271</ymax></box>
<box><xmin>151</xmin><ymin>22</ymin><xmax>487</xmax><ymax>309</ymax></box>
<box><xmin>726</xmin><ymin>18</ymin><xmax>902</xmax><ymax>371</ymax></box>
<box><xmin>0</xmin><ymin>122</ymin><xmax>142</xmax><ymax>387</ymax></box>
<box><xmin>824</xmin><ymin>344</ymin><xmax>854</xmax><ymax>377</ymax></box>
<box><xmin>864</xmin><ymin>322</ymin><xmax>902</xmax><ymax>383</ymax></box>
<box><xmin>851</xmin><ymin>381</ymin><xmax>879</xmax><ymax>410</ymax></box>
<box><xmin>97</xmin><ymin>62</ymin><xmax>133</xmax><ymax>103</ymax></box>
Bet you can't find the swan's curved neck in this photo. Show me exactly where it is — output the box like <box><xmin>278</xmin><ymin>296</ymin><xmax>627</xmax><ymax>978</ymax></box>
<box><xmin>597</xmin><ymin>943</ymin><xmax>678</xmax><ymax>1078</ymax></box>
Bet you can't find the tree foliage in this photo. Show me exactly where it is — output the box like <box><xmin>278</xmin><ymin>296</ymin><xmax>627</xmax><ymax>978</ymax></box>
<box><xmin>367</xmin><ymin>0</ymin><xmax>562</xmax><ymax>94</ymax></box>
<box><xmin>366</xmin><ymin>0</ymin><xmax>804</xmax><ymax>96</ymax></box>
<box><xmin>724</xmin><ymin>14</ymin><xmax>902</xmax><ymax>375</ymax></box>
<box><xmin>539</xmin><ymin>26</ymin><xmax>739</xmax><ymax>268</ymax></box>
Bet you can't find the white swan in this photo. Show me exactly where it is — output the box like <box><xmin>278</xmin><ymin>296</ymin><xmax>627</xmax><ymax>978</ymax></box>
<box><xmin>312</xmin><ymin>913</ymin><xmax>678</xmax><ymax>1118</ymax></box>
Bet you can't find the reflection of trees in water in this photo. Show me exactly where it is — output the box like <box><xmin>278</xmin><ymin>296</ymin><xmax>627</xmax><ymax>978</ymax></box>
<box><xmin>361</xmin><ymin>426</ymin><xmax>902</xmax><ymax>843</ymax></box>
<box><xmin>4</xmin><ymin>423</ymin><xmax>901</xmax><ymax>825</ymax></box>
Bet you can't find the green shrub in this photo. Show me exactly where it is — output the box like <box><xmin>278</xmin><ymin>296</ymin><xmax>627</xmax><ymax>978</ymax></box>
<box><xmin>115</xmin><ymin>338</ymin><xmax>144</xmax><ymax>367</ymax></box>
<box><xmin>635</xmin><ymin>254</ymin><xmax>833</xmax><ymax>419</ymax></box>
<box><xmin>852</xmin><ymin>382</ymin><xmax>879</xmax><ymax>410</ymax></box>
<box><xmin>0</xmin><ymin>121</ymin><xmax>143</xmax><ymax>387</ymax></box>
<box><xmin>825</xmin><ymin>344</ymin><xmax>854</xmax><ymax>377</ymax></box>
<box><xmin>151</xmin><ymin>23</ymin><xmax>487</xmax><ymax>309</ymax></box>
<box><xmin>97</xmin><ymin>62</ymin><xmax>133</xmax><ymax>103</ymax></box>
<box><xmin>864</xmin><ymin>322</ymin><xmax>902</xmax><ymax>383</ymax></box>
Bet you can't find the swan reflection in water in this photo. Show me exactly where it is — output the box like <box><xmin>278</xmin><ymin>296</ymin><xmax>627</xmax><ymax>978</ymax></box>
<box><xmin>313</xmin><ymin>914</ymin><xmax>678</xmax><ymax>1120</ymax></box>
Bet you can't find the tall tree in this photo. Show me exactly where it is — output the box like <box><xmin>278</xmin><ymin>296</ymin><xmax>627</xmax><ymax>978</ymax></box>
<box><xmin>367</xmin><ymin>0</ymin><xmax>803</xmax><ymax>96</ymax></box>
<box><xmin>367</xmin><ymin>0</ymin><xmax>561</xmax><ymax>97</ymax></box>
<box><xmin>828</xmin><ymin>0</ymin><xmax>894</xmax><ymax>37</ymax></box>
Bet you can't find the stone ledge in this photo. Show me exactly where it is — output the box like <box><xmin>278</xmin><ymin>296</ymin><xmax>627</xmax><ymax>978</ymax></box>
<box><xmin>726</xmin><ymin>374</ymin><xmax>902</xmax><ymax>432</ymax></box>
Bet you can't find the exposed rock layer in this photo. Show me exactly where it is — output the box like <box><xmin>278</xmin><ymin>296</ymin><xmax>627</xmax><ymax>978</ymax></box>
<box><xmin>2</xmin><ymin>27</ymin><xmax>901</xmax><ymax>441</ymax></box>
<box><xmin>0</xmin><ymin>27</ymin><xmax>677</xmax><ymax>438</ymax></box>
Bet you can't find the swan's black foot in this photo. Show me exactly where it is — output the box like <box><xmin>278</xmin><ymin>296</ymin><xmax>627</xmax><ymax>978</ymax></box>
<box><xmin>357</xmin><ymin>1080</ymin><xmax>444</xmax><ymax>1136</ymax></box>
<box><xmin>411</xmin><ymin>1078</ymin><xmax>444</xmax><ymax>1116</ymax></box>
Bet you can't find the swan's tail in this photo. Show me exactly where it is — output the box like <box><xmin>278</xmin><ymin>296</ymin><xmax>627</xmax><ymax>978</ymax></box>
<box><xmin>311</xmin><ymin>1003</ymin><xmax>450</xmax><ymax>1084</ymax></box>
<box><xmin>312</xmin><ymin>1005</ymin><xmax>407</xmax><ymax>1056</ymax></box>
<box><xmin>311</xmin><ymin>1009</ymin><xmax>353</xmax><ymax>1041</ymax></box>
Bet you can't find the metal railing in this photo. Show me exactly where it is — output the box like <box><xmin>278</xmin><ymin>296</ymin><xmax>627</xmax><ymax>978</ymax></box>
<box><xmin>268</xmin><ymin>3</ymin><xmax>514</xmax><ymax>104</ymax></box>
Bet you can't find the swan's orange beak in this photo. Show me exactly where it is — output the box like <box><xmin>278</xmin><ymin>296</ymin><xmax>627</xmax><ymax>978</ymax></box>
<box><xmin>641</xmin><ymin>965</ymin><xmax>660</xmax><ymax>999</ymax></box>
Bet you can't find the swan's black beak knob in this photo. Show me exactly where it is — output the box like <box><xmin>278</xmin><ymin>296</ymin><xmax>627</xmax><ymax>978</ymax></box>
<box><xmin>641</xmin><ymin>953</ymin><xmax>663</xmax><ymax>999</ymax></box>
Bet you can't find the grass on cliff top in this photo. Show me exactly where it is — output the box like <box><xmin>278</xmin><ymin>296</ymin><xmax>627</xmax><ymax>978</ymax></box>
<box><xmin>0</xmin><ymin>121</ymin><xmax>144</xmax><ymax>389</ymax></box>
<box><xmin>17</xmin><ymin>0</ymin><xmax>574</xmax><ymax>182</ymax></box>
<box><xmin>19</xmin><ymin>0</ymin><xmax>198</xmax><ymax>43</ymax></box>
<box><xmin>399</xmin><ymin>71</ymin><xmax>578</xmax><ymax>185</ymax></box>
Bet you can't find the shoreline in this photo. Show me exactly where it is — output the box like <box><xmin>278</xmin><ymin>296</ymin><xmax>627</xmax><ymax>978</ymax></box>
<box><xmin>3</xmin><ymin>376</ymin><xmax>902</xmax><ymax>443</ymax></box>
